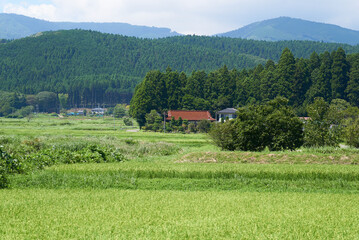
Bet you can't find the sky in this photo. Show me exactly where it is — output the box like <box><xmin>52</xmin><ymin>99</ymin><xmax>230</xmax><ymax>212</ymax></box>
<box><xmin>1</xmin><ymin>0</ymin><xmax>359</xmax><ymax>35</ymax></box>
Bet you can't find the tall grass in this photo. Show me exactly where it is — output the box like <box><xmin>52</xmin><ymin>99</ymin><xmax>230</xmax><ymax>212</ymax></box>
<box><xmin>1</xmin><ymin>189</ymin><xmax>359</xmax><ymax>239</ymax></box>
<box><xmin>10</xmin><ymin>162</ymin><xmax>359</xmax><ymax>193</ymax></box>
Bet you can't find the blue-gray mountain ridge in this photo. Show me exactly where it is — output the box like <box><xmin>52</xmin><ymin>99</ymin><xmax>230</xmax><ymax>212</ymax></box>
<box><xmin>0</xmin><ymin>13</ymin><xmax>180</xmax><ymax>39</ymax></box>
<box><xmin>1</xmin><ymin>14</ymin><xmax>359</xmax><ymax>45</ymax></box>
<box><xmin>217</xmin><ymin>17</ymin><xmax>359</xmax><ymax>45</ymax></box>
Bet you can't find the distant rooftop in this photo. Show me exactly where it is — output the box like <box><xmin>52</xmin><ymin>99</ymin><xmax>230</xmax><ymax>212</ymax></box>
<box><xmin>217</xmin><ymin>108</ymin><xmax>237</xmax><ymax>114</ymax></box>
<box><xmin>166</xmin><ymin>110</ymin><xmax>215</xmax><ymax>121</ymax></box>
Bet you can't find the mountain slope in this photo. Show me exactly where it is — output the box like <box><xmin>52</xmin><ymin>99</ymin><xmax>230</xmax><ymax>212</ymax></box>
<box><xmin>1</xmin><ymin>29</ymin><xmax>359</xmax><ymax>106</ymax></box>
<box><xmin>218</xmin><ymin>17</ymin><xmax>359</xmax><ymax>45</ymax></box>
<box><xmin>0</xmin><ymin>13</ymin><xmax>181</xmax><ymax>39</ymax></box>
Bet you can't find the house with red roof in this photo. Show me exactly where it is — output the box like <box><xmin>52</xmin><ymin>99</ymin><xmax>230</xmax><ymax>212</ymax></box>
<box><xmin>166</xmin><ymin>110</ymin><xmax>215</xmax><ymax>123</ymax></box>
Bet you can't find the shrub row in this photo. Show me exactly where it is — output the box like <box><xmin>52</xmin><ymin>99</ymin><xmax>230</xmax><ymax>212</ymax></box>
<box><xmin>0</xmin><ymin>139</ymin><xmax>126</xmax><ymax>188</ymax></box>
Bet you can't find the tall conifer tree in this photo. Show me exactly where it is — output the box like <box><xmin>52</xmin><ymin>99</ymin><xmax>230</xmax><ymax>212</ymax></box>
<box><xmin>331</xmin><ymin>48</ymin><xmax>349</xmax><ymax>99</ymax></box>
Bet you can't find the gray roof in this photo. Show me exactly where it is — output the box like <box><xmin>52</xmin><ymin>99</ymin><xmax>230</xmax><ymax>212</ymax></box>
<box><xmin>217</xmin><ymin>108</ymin><xmax>237</xmax><ymax>114</ymax></box>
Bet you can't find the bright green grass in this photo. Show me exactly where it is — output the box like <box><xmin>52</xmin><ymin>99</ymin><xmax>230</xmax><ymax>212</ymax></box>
<box><xmin>0</xmin><ymin>117</ymin><xmax>209</xmax><ymax>148</ymax></box>
<box><xmin>9</xmin><ymin>162</ymin><xmax>359</xmax><ymax>193</ymax></box>
<box><xmin>2</xmin><ymin>116</ymin><xmax>359</xmax><ymax>239</ymax></box>
<box><xmin>1</xmin><ymin>189</ymin><xmax>359</xmax><ymax>239</ymax></box>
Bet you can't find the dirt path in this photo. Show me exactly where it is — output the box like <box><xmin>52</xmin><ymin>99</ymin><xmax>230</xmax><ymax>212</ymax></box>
<box><xmin>126</xmin><ymin>129</ymin><xmax>140</xmax><ymax>132</ymax></box>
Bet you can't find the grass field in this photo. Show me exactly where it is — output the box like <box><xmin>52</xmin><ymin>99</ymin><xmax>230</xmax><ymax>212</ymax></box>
<box><xmin>1</xmin><ymin>115</ymin><xmax>359</xmax><ymax>239</ymax></box>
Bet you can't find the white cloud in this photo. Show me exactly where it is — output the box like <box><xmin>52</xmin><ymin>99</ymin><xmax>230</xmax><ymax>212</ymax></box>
<box><xmin>4</xmin><ymin>3</ymin><xmax>56</xmax><ymax>21</ymax></box>
<box><xmin>2</xmin><ymin>0</ymin><xmax>359</xmax><ymax>35</ymax></box>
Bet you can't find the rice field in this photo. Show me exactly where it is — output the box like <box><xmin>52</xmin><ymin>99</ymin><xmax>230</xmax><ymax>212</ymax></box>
<box><xmin>1</xmin><ymin>116</ymin><xmax>359</xmax><ymax>239</ymax></box>
<box><xmin>1</xmin><ymin>189</ymin><xmax>359</xmax><ymax>239</ymax></box>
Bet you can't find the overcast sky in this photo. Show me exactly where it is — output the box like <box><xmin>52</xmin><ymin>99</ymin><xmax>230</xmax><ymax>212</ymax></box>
<box><xmin>1</xmin><ymin>0</ymin><xmax>359</xmax><ymax>35</ymax></box>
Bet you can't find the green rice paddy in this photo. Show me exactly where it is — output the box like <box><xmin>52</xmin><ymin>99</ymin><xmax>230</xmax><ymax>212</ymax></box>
<box><xmin>1</xmin><ymin>116</ymin><xmax>359</xmax><ymax>239</ymax></box>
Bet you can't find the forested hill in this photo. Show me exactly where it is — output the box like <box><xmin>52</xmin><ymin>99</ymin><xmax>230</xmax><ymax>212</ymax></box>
<box><xmin>130</xmin><ymin>48</ymin><xmax>359</xmax><ymax>126</ymax></box>
<box><xmin>218</xmin><ymin>17</ymin><xmax>359</xmax><ymax>45</ymax></box>
<box><xmin>1</xmin><ymin>29</ymin><xmax>359</xmax><ymax>106</ymax></box>
<box><xmin>0</xmin><ymin>13</ymin><xmax>180</xmax><ymax>39</ymax></box>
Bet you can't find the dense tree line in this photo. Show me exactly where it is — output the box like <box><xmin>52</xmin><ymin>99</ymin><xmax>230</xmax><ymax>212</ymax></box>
<box><xmin>130</xmin><ymin>48</ymin><xmax>359</xmax><ymax>126</ymax></box>
<box><xmin>1</xmin><ymin>30</ymin><xmax>359</xmax><ymax>107</ymax></box>
<box><xmin>0</xmin><ymin>91</ymin><xmax>27</xmax><ymax>116</ymax></box>
<box><xmin>210</xmin><ymin>97</ymin><xmax>304</xmax><ymax>151</ymax></box>
<box><xmin>209</xmin><ymin>97</ymin><xmax>359</xmax><ymax>151</ymax></box>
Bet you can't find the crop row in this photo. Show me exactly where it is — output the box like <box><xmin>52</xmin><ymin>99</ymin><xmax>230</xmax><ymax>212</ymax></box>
<box><xmin>10</xmin><ymin>162</ymin><xmax>359</xmax><ymax>193</ymax></box>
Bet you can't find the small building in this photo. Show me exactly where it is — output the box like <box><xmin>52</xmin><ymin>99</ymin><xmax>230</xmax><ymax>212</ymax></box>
<box><xmin>216</xmin><ymin>108</ymin><xmax>237</xmax><ymax>122</ymax></box>
<box><xmin>91</xmin><ymin>107</ymin><xmax>105</xmax><ymax>115</ymax></box>
<box><xmin>166</xmin><ymin>110</ymin><xmax>215</xmax><ymax>123</ymax></box>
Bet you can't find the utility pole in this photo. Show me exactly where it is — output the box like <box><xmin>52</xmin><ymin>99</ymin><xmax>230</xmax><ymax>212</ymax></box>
<box><xmin>102</xmin><ymin>103</ymin><xmax>105</xmax><ymax>121</ymax></box>
<box><xmin>163</xmin><ymin>111</ymin><xmax>166</xmax><ymax>133</ymax></box>
<box><xmin>113</xmin><ymin>111</ymin><xmax>116</xmax><ymax>131</ymax></box>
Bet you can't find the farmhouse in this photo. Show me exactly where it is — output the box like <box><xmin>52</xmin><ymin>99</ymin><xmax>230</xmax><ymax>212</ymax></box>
<box><xmin>216</xmin><ymin>108</ymin><xmax>237</xmax><ymax>122</ymax></box>
<box><xmin>166</xmin><ymin>110</ymin><xmax>215</xmax><ymax>123</ymax></box>
<box><xmin>91</xmin><ymin>107</ymin><xmax>105</xmax><ymax>115</ymax></box>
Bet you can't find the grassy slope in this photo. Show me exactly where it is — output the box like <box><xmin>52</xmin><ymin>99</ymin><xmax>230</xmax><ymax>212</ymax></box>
<box><xmin>1</xmin><ymin>116</ymin><xmax>359</xmax><ymax>239</ymax></box>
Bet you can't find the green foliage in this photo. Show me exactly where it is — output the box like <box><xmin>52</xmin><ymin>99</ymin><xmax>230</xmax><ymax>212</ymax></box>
<box><xmin>113</xmin><ymin>104</ymin><xmax>127</xmax><ymax>118</ymax></box>
<box><xmin>5</xmin><ymin>105</ymin><xmax>34</xmax><ymax>119</ymax></box>
<box><xmin>58</xmin><ymin>93</ymin><xmax>68</xmax><ymax>109</ymax></box>
<box><xmin>345</xmin><ymin>118</ymin><xmax>359</xmax><ymax>148</ymax></box>
<box><xmin>0</xmin><ymin>137</ymin><xmax>127</xmax><ymax>189</ymax></box>
<box><xmin>331</xmin><ymin>48</ymin><xmax>349</xmax><ymax>99</ymax></box>
<box><xmin>188</xmin><ymin>123</ymin><xmax>197</xmax><ymax>133</ymax></box>
<box><xmin>144</xmin><ymin>110</ymin><xmax>163</xmax><ymax>131</ymax></box>
<box><xmin>129</xmin><ymin>71</ymin><xmax>166</xmax><ymax>128</ymax></box>
<box><xmin>197</xmin><ymin>120</ymin><xmax>213</xmax><ymax>133</ymax></box>
<box><xmin>131</xmin><ymin>48</ymin><xmax>359</xmax><ymax>121</ymax></box>
<box><xmin>236</xmin><ymin>97</ymin><xmax>303</xmax><ymax>151</ymax></box>
<box><xmin>123</xmin><ymin>117</ymin><xmax>133</xmax><ymax>126</ymax></box>
<box><xmin>264</xmin><ymin>98</ymin><xmax>304</xmax><ymax>151</ymax></box>
<box><xmin>304</xmin><ymin>98</ymin><xmax>343</xmax><ymax>147</ymax></box>
<box><xmin>210</xmin><ymin>98</ymin><xmax>303</xmax><ymax>151</ymax></box>
<box><xmin>36</xmin><ymin>91</ymin><xmax>58</xmax><ymax>113</ymax></box>
<box><xmin>2</xmin><ymin>29</ymin><xmax>359</xmax><ymax>108</ymax></box>
<box><xmin>0</xmin><ymin>91</ymin><xmax>27</xmax><ymax>117</ymax></box>
<box><xmin>345</xmin><ymin>54</ymin><xmax>359</xmax><ymax>106</ymax></box>
<box><xmin>0</xmin><ymin>146</ymin><xmax>11</xmax><ymax>188</ymax></box>
<box><xmin>209</xmin><ymin>121</ymin><xmax>238</xmax><ymax>151</ymax></box>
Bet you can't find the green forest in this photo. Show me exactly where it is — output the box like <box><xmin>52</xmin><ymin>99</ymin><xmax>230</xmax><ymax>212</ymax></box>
<box><xmin>130</xmin><ymin>48</ymin><xmax>359</xmax><ymax>126</ymax></box>
<box><xmin>1</xmin><ymin>29</ymin><xmax>359</xmax><ymax>109</ymax></box>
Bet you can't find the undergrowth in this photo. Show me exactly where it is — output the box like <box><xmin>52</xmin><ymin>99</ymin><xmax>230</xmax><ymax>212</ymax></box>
<box><xmin>0</xmin><ymin>135</ymin><xmax>181</xmax><ymax>188</ymax></box>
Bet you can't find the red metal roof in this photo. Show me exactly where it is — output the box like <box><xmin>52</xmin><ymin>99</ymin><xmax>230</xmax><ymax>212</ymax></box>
<box><xmin>166</xmin><ymin>110</ymin><xmax>215</xmax><ymax>121</ymax></box>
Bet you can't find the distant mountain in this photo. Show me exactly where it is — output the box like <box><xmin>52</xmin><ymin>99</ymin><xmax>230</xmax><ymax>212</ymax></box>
<box><xmin>218</xmin><ymin>17</ymin><xmax>359</xmax><ymax>45</ymax></box>
<box><xmin>1</xmin><ymin>29</ymin><xmax>359</xmax><ymax>106</ymax></box>
<box><xmin>0</xmin><ymin>13</ymin><xmax>181</xmax><ymax>39</ymax></box>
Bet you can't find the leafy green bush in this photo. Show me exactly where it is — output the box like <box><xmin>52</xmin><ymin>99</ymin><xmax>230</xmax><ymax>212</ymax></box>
<box><xmin>0</xmin><ymin>138</ymin><xmax>128</xmax><ymax>189</ymax></box>
<box><xmin>0</xmin><ymin>147</ymin><xmax>9</xmax><ymax>188</ymax></box>
<box><xmin>236</xmin><ymin>98</ymin><xmax>303</xmax><ymax>151</ymax></box>
<box><xmin>210</xmin><ymin>97</ymin><xmax>304</xmax><ymax>151</ymax></box>
<box><xmin>197</xmin><ymin>120</ymin><xmax>212</xmax><ymax>133</ymax></box>
<box><xmin>304</xmin><ymin>98</ymin><xmax>343</xmax><ymax>147</ymax></box>
<box><xmin>345</xmin><ymin>118</ymin><xmax>359</xmax><ymax>148</ymax></box>
<box><xmin>114</xmin><ymin>104</ymin><xmax>127</xmax><ymax>118</ymax></box>
<box><xmin>123</xmin><ymin>117</ymin><xmax>133</xmax><ymax>126</ymax></box>
<box><xmin>145</xmin><ymin>110</ymin><xmax>163</xmax><ymax>131</ymax></box>
<box><xmin>0</xmin><ymin>165</ymin><xmax>7</xmax><ymax>188</ymax></box>
<box><xmin>0</xmin><ymin>145</ymin><xmax>25</xmax><ymax>188</ymax></box>
<box><xmin>209</xmin><ymin>121</ymin><xmax>238</xmax><ymax>151</ymax></box>
<box><xmin>188</xmin><ymin>123</ymin><xmax>197</xmax><ymax>133</ymax></box>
